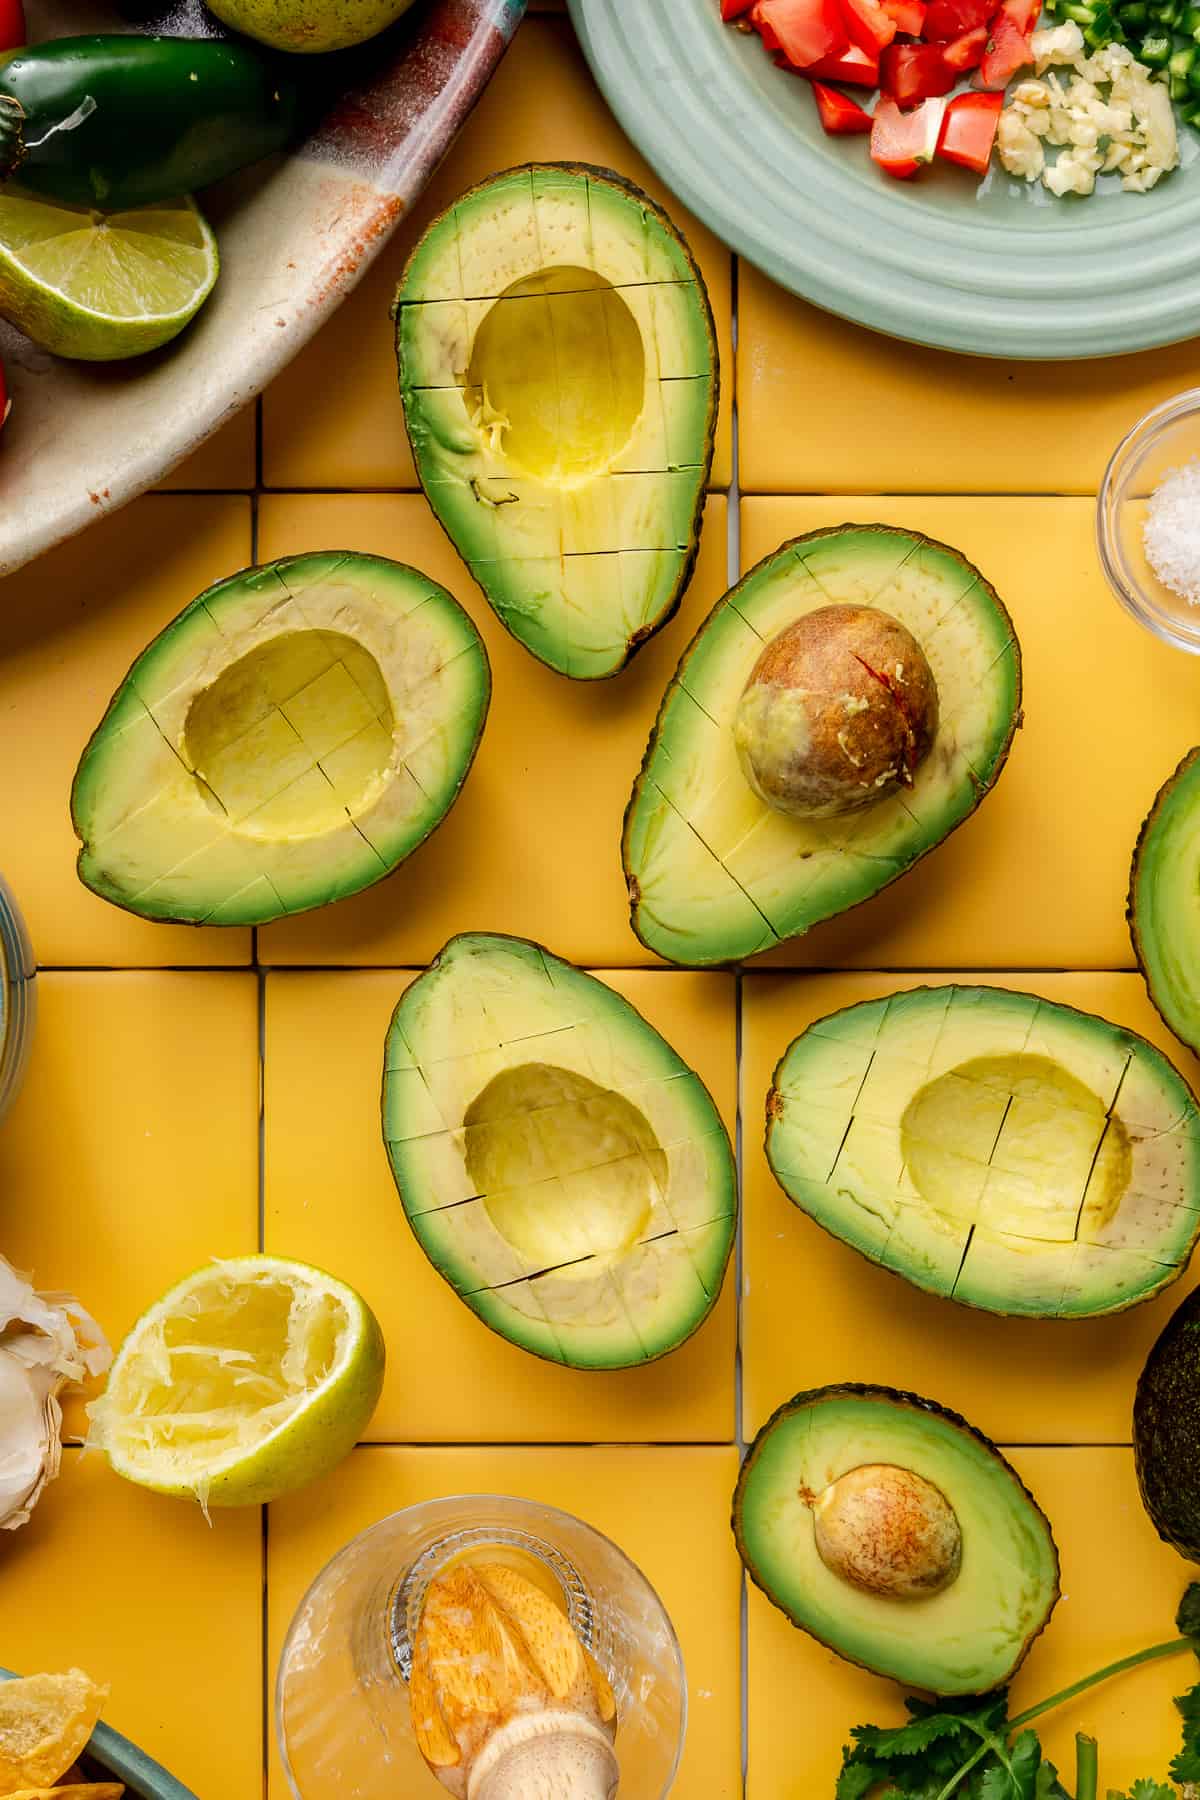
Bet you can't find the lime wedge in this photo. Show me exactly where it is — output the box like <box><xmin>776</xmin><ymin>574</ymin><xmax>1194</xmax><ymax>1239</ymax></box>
<box><xmin>87</xmin><ymin>1256</ymin><xmax>385</xmax><ymax>1507</ymax></box>
<box><xmin>0</xmin><ymin>190</ymin><xmax>218</xmax><ymax>361</ymax></box>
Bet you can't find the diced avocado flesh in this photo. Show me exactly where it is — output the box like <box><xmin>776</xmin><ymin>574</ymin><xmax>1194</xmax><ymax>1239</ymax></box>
<box><xmin>1130</xmin><ymin>745</ymin><xmax>1200</xmax><ymax>1057</ymax></box>
<box><xmin>71</xmin><ymin>552</ymin><xmax>490</xmax><ymax>926</ymax></box>
<box><xmin>623</xmin><ymin>525</ymin><xmax>1021</xmax><ymax>965</ymax></box>
<box><xmin>394</xmin><ymin>163</ymin><xmax>717</xmax><ymax>680</ymax></box>
<box><xmin>734</xmin><ymin>1385</ymin><xmax>1059</xmax><ymax>1696</ymax></box>
<box><xmin>382</xmin><ymin>931</ymin><xmax>736</xmax><ymax>1368</ymax></box>
<box><xmin>767</xmin><ymin>984</ymin><xmax>1200</xmax><ymax>1318</ymax></box>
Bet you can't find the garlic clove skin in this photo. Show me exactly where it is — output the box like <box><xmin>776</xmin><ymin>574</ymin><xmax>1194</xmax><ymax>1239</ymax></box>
<box><xmin>468</xmin><ymin>1711</ymin><xmax>619</xmax><ymax>1800</ymax></box>
<box><xmin>0</xmin><ymin>1255</ymin><xmax>110</xmax><ymax>1531</ymax></box>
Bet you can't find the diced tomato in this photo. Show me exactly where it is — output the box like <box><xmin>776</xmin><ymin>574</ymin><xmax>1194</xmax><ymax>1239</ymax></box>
<box><xmin>0</xmin><ymin>0</ymin><xmax>23</xmax><ymax>49</ymax></box>
<box><xmin>941</xmin><ymin>24</ymin><xmax>988</xmax><ymax>66</ymax></box>
<box><xmin>751</xmin><ymin>1</ymin><xmax>783</xmax><ymax>47</ymax></box>
<box><xmin>882</xmin><ymin>0</ymin><xmax>927</xmax><ymax>31</ymax></box>
<box><xmin>870</xmin><ymin>93</ymin><xmax>947</xmax><ymax>173</ymax></box>
<box><xmin>721</xmin><ymin>0</ymin><xmax>756</xmax><ymax>18</ymax></box>
<box><xmin>999</xmin><ymin>0</ymin><xmax>1041</xmax><ymax>34</ymax></box>
<box><xmin>920</xmin><ymin>0</ymin><xmax>989</xmax><ymax>38</ymax></box>
<box><xmin>978</xmin><ymin>9</ymin><xmax>1033</xmax><ymax>84</ymax></box>
<box><xmin>797</xmin><ymin>39</ymin><xmax>880</xmax><ymax>79</ymax></box>
<box><xmin>810</xmin><ymin>77</ymin><xmax>875</xmax><ymax>129</ymax></box>
<box><xmin>838</xmin><ymin>0</ymin><xmax>896</xmax><ymax>52</ymax></box>
<box><xmin>937</xmin><ymin>88</ymin><xmax>1002</xmax><ymax>169</ymax></box>
<box><xmin>755</xmin><ymin>0</ymin><xmax>849</xmax><ymax>65</ymax></box>
<box><xmin>880</xmin><ymin>40</ymin><xmax>956</xmax><ymax>101</ymax></box>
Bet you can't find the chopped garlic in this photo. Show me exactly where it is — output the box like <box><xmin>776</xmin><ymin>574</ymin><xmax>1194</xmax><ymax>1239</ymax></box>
<box><xmin>1144</xmin><ymin>460</ymin><xmax>1200</xmax><ymax>606</ymax></box>
<box><xmin>0</xmin><ymin>1257</ymin><xmax>110</xmax><ymax>1530</ymax></box>
<box><xmin>999</xmin><ymin>37</ymin><xmax>1178</xmax><ymax>198</ymax></box>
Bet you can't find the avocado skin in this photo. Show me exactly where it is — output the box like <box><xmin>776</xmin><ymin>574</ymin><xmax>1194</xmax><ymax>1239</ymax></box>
<box><xmin>1134</xmin><ymin>1285</ymin><xmax>1200</xmax><ymax>1561</ymax></box>
<box><xmin>732</xmin><ymin>1381</ymin><xmax>1061</xmax><ymax>1693</ymax></box>
<box><xmin>1128</xmin><ymin>744</ymin><xmax>1200</xmax><ymax>1057</ymax></box>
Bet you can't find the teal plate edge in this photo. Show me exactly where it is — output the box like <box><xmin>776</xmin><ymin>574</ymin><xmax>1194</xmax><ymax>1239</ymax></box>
<box><xmin>0</xmin><ymin>1670</ymin><xmax>199</xmax><ymax>1800</ymax></box>
<box><xmin>567</xmin><ymin>0</ymin><xmax>1200</xmax><ymax>360</ymax></box>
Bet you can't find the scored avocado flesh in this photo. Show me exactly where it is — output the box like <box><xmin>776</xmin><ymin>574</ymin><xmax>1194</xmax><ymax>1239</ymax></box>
<box><xmin>395</xmin><ymin>164</ymin><xmax>717</xmax><ymax>680</ymax></box>
<box><xmin>734</xmin><ymin>1385</ymin><xmax>1060</xmax><ymax>1695</ymax></box>
<box><xmin>1130</xmin><ymin>744</ymin><xmax>1200</xmax><ymax>1057</ymax></box>
<box><xmin>382</xmin><ymin>932</ymin><xmax>736</xmax><ymax>1369</ymax></box>
<box><xmin>623</xmin><ymin>525</ymin><xmax>1021</xmax><ymax>966</ymax></box>
<box><xmin>71</xmin><ymin>552</ymin><xmax>489</xmax><ymax>926</ymax></box>
<box><xmin>767</xmin><ymin>985</ymin><xmax>1200</xmax><ymax>1318</ymax></box>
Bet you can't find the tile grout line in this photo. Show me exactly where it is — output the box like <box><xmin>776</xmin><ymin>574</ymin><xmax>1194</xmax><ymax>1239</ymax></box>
<box><xmin>249</xmin><ymin>475</ymin><xmax>272</xmax><ymax>1800</ymax></box>
<box><xmin>728</xmin><ymin>248</ymin><xmax>750</xmax><ymax>1800</ymax></box>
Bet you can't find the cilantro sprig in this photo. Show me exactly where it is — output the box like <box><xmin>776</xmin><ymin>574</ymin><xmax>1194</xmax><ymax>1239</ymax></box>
<box><xmin>835</xmin><ymin>1583</ymin><xmax>1200</xmax><ymax>1800</ymax></box>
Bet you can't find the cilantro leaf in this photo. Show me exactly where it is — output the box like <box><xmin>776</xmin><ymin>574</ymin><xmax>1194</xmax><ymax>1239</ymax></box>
<box><xmin>1033</xmin><ymin>1759</ymin><xmax>1071</xmax><ymax>1799</ymax></box>
<box><xmin>977</xmin><ymin>1728</ymin><xmax>1050</xmax><ymax>1800</ymax></box>
<box><xmin>1125</xmin><ymin>1781</ymin><xmax>1177</xmax><ymax>1799</ymax></box>
<box><xmin>1177</xmin><ymin>1583</ymin><xmax>1200</xmax><ymax>1648</ymax></box>
<box><xmin>1169</xmin><ymin>1678</ymin><xmax>1200</xmax><ymax>1787</ymax></box>
<box><xmin>836</xmin><ymin>1694</ymin><xmax>1011</xmax><ymax>1799</ymax></box>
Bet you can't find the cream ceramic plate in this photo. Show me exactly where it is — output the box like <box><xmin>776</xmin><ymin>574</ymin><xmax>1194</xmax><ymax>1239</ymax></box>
<box><xmin>568</xmin><ymin>0</ymin><xmax>1200</xmax><ymax>359</ymax></box>
<box><xmin>0</xmin><ymin>0</ymin><xmax>525</xmax><ymax>576</ymax></box>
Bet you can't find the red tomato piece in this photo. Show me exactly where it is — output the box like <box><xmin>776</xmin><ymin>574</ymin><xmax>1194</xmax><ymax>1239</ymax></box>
<box><xmin>755</xmin><ymin>0</ymin><xmax>849</xmax><ymax>64</ymax></box>
<box><xmin>937</xmin><ymin>87</ymin><xmax>1003</xmax><ymax>168</ymax></box>
<box><xmin>978</xmin><ymin>9</ymin><xmax>1032</xmax><ymax>84</ymax></box>
<box><xmin>942</xmin><ymin>24</ymin><xmax>988</xmax><ymax>65</ymax></box>
<box><xmin>797</xmin><ymin>39</ymin><xmax>880</xmax><ymax>79</ymax></box>
<box><xmin>810</xmin><ymin>77</ymin><xmax>875</xmax><ymax>129</ymax></box>
<box><xmin>755</xmin><ymin>2</ymin><xmax>784</xmax><ymax>48</ymax></box>
<box><xmin>0</xmin><ymin>355</ymin><xmax>8</xmax><ymax>435</ymax></box>
<box><xmin>1000</xmin><ymin>0</ymin><xmax>1041</xmax><ymax>34</ymax></box>
<box><xmin>0</xmin><ymin>0</ymin><xmax>23</xmax><ymax>50</ymax></box>
<box><xmin>880</xmin><ymin>40</ymin><xmax>956</xmax><ymax>101</ymax></box>
<box><xmin>870</xmin><ymin>93</ymin><xmax>947</xmax><ymax>173</ymax></box>
<box><xmin>838</xmin><ymin>0</ymin><xmax>897</xmax><ymax>51</ymax></box>
<box><xmin>721</xmin><ymin>0</ymin><xmax>757</xmax><ymax>17</ymax></box>
<box><xmin>882</xmin><ymin>0</ymin><xmax>928</xmax><ymax>32</ymax></box>
<box><xmin>921</xmin><ymin>0</ymin><xmax>989</xmax><ymax>37</ymax></box>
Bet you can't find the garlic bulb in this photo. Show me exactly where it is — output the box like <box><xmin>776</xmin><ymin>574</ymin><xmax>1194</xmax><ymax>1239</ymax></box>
<box><xmin>0</xmin><ymin>1256</ymin><xmax>110</xmax><ymax>1530</ymax></box>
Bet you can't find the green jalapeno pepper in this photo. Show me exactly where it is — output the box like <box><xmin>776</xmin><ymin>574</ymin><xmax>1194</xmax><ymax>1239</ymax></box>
<box><xmin>0</xmin><ymin>35</ymin><xmax>323</xmax><ymax>210</ymax></box>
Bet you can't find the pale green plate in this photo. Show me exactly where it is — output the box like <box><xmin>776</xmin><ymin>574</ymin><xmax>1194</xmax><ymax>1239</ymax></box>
<box><xmin>567</xmin><ymin>0</ymin><xmax>1200</xmax><ymax>358</ymax></box>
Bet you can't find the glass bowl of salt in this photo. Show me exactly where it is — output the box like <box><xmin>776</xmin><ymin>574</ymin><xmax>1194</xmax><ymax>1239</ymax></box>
<box><xmin>1099</xmin><ymin>389</ymin><xmax>1200</xmax><ymax>653</ymax></box>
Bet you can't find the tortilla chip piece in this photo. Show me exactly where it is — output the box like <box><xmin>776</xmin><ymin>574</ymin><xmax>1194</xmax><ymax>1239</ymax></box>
<box><xmin>0</xmin><ymin>1671</ymin><xmax>107</xmax><ymax>1792</ymax></box>
<box><xmin>5</xmin><ymin>1787</ymin><xmax>124</xmax><ymax>1798</ymax></box>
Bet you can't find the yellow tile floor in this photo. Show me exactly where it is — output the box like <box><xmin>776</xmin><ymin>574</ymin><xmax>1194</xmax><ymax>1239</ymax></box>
<box><xmin>3</xmin><ymin>8</ymin><xmax>1200</xmax><ymax>1798</ymax></box>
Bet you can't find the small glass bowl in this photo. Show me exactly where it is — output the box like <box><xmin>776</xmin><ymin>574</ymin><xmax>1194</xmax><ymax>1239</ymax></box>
<box><xmin>276</xmin><ymin>1493</ymin><xmax>687</xmax><ymax>1800</ymax></box>
<box><xmin>1098</xmin><ymin>388</ymin><xmax>1200</xmax><ymax>654</ymax></box>
<box><xmin>0</xmin><ymin>875</ymin><xmax>35</xmax><ymax>1125</ymax></box>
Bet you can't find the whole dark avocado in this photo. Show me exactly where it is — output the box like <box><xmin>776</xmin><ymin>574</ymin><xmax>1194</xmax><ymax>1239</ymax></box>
<box><xmin>1134</xmin><ymin>1284</ymin><xmax>1200</xmax><ymax>1560</ymax></box>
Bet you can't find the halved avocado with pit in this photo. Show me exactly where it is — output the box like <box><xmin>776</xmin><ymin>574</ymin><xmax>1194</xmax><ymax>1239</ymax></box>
<box><xmin>622</xmin><ymin>524</ymin><xmax>1022</xmax><ymax>966</ymax></box>
<box><xmin>381</xmin><ymin>932</ymin><xmax>736</xmax><ymax>1369</ymax></box>
<box><xmin>394</xmin><ymin>162</ymin><xmax>718</xmax><ymax>680</ymax></box>
<box><xmin>767</xmin><ymin>983</ymin><xmax>1200</xmax><ymax>1318</ymax></box>
<box><xmin>733</xmin><ymin>1383</ymin><xmax>1060</xmax><ymax>1695</ymax></box>
<box><xmin>71</xmin><ymin>552</ymin><xmax>490</xmax><ymax>925</ymax></box>
<box><xmin>1129</xmin><ymin>744</ymin><xmax>1200</xmax><ymax>1057</ymax></box>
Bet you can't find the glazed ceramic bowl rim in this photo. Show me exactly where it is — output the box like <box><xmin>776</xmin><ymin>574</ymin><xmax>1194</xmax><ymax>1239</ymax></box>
<box><xmin>1097</xmin><ymin>387</ymin><xmax>1200</xmax><ymax>655</ymax></box>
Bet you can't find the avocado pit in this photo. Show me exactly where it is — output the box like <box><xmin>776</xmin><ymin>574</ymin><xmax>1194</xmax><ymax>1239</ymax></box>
<box><xmin>733</xmin><ymin>604</ymin><xmax>938</xmax><ymax>820</ymax></box>
<box><xmin>811</xmin><ymin>1462</ymin><xmax>963</xmax><ymax>1599</ymax></box>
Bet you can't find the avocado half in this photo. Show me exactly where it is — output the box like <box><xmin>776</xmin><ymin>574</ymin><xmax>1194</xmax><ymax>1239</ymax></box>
<box><xmin>767</xmin><ymin>984</ymin><xmax>1200</xmax><ymax>1319</ymax></box>
<box><xmin>733</xmin><ymin>1383</ymin><xmax>1060</xmax><ymax>1695</ymax></box>
<box><xmin>381</xmin><ymin>931</ymin><xmax>736</xmax><ymax>1369</ymax></box>
<box><xmin>1134</xmin><ymin>1284</ymin><xmax>1200</xmax><ymax>1561</ymax></box>
<box><xmin>1129</xmin><ymin>745</ymin><xmax>1200</xmax><ymax>1057</ymax></box>
<box><xmin>71</xmin><ymin>552</ymin><xmax>490</xmax><ymax>926</ymax></box>
<box><xmin>393</xmin><ymin>162</ymin><xmax>718</xmax><ymax>680</ymax></box>
<box><xmin>622</xmin><ymin>524</ymin><xmax>1021</xmax><ymax>966</ymax></box>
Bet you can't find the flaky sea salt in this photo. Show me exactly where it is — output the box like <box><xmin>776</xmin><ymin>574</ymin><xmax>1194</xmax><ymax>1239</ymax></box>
<box><xmin>1144</xmin><ymin>459</ymin><xmax>1200</xmax><ymax>606</ymax></box>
